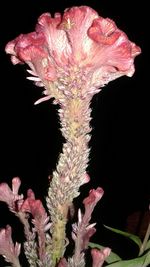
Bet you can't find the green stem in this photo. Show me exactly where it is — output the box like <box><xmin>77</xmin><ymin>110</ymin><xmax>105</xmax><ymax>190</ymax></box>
<box><xmin>139</xmin><ymin>220</ymin><xmax>150</xmax><ymax>256</ymax></box>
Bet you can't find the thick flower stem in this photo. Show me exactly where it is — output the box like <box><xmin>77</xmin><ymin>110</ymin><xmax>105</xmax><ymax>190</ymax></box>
<box><xmin>46</xmin><ymin>97</ymin><xmax>92</xmax><ymax>266</ymax></box>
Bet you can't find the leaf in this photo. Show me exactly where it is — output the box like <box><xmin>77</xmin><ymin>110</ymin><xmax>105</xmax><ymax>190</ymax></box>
<box><xmin>88</xmin><ymin>242</ymin><xmax>122</xmax><ymax>264</ymax></box>
<box><xmin>105</xmin><ymin>250</ymin><xmax>150</xmax><ymax>267</ymax></box>
<box><xmin>104</xmin><ymin>225</ymin><xmax>142</xmax><ymax>248</ymax></box>
<box><xmin>145</xmin><ymin>239</ymin><xmax>150</xmax><ymax>251</ymax></box>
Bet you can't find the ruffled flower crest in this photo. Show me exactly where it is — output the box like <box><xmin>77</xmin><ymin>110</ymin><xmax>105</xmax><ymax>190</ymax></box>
<box><xmin>5</xmin><ymin>6</ymin><xmax>141</xmax><ymax>104</ymax></box>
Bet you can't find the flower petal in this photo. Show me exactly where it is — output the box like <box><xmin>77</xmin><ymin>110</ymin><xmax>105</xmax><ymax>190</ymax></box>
<box><xmin>59</xmin><ymin>6</ymin><xmax>99</xmax><ymax>62</ymax></box>
<box><xmin>5</xmin><ymin>6</ymin><xmax>141</xmax><ymax>101</ymax></box>
<box><xmin>37</xmin><ymin>12</ymin><xmax>72</xmax><ymax>66</ymax></box>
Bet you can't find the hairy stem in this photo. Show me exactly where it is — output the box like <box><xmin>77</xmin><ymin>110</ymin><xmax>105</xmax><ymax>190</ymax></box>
<box><xmin>46</xmin><ymin>97</ymin><xmax>92</xmax><ymax>265</ymax></box>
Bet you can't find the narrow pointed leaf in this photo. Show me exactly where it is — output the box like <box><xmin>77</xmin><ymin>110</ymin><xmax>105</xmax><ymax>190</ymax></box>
<box><xmin>104</xmin><ymin>225</ymin><xmax>142</xmax><ymax>247</ymax></box>
<box><xmin>105</xmin><ymin>250</ymin><xmax>150</xmax><ymax>267</ymax></box>
<box><xmin>145</xmin><ymin>239</ymin><xmax>150</xmax><ymax>251</ymax></box>
<box><xmin>89</xmin><ymin>242</ymin><xmax>122</xmax><ymax>263</ymax></box>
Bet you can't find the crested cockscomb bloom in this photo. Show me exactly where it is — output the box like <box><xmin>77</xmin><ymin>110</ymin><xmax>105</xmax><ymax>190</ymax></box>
<box><xmin>4</xmin><ymin>6</ymin><xmax>141</xmax><ymax>266</ymax></box>
<box><xmin>5</xmin><ymin>6</ymin><xmax>141</xmax><ymax>105</ymax></box>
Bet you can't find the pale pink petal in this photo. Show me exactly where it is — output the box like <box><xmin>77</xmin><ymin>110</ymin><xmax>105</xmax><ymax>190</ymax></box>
<box><xmin>37</xmin><ymin>12</ymin><xmax>72</xmax><ymax>66</ymax></box>
<box><xmin>59</xmin><ymin>6</ymin><xmax>99</xmax><ymax>62</ymax></box>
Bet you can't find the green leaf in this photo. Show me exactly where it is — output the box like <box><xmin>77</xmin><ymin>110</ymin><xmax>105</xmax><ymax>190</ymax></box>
<box><xmin>145</xmin><ymin>239</ymin><xmax>150</xmax><ymax>251</ymax></box>
<box><xmin>105</xmin><ymin>250</ymin><xmax>150</xmax><ymax>267</ymax></box>
<box><xmin>88</xmin><ymin>242</ymin><xmax>121</xmax><ymax>264</ymax></box>
<box><xmin>104</xmin><ymin>225</ymin><xmax>142</xmax><ymax>248</ymax></box>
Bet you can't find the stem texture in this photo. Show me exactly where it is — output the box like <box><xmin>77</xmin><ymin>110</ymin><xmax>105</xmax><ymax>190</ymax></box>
<box><xmin>46</xmin><ymin>97</ymin><xmax>92</xmax><ymax>265</ymax></box>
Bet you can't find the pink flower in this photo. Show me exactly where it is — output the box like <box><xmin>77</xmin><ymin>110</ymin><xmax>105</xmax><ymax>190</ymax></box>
<box><xmin>91</xmin><ymin>248</ymin><xmax>111</xmax><ymax>267</ymax></box>
<box><xmin>83</xmin><ymin>187</ymin><xmax>104</xmax><ymax>213</ymax></box>
<box><xmin>0</xmin><ymin>177</ymin><xmax>23</xmax><ymax>212</ymax></box>
<box><xmin>80</xmin><ymin>187</ymin><xmax>104</xmax><ymax>234</ymax></box>
<box><xmin>20</xmin><ymin>189</ymin><xmax>50</xmax><ymax>261</ymax></box>
<box><xmin>72</xmin><ymin>188</ymin><xmax>104</xmax><ymax>255</ymax></box>
<box><xmin>5</xmin><ymin>6</ymin><xmax>141</xmax><ymax>104</ymax></box>
<box><xmin>82</xmin><ymin>226</ymin><xmax>96</xmax><ymax>250</ymax></box>
<box><xmin>20</xmin><ymin>189</ymin><xmax>50</xmax><ymax>232</ymax></box>
<box><xmin>0</xmin><ymin>225</ymin><xmax>21</xmax><ymax>265</ymax></box>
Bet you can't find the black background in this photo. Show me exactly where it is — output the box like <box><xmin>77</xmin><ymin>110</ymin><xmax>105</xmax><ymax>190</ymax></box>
<box><xmin>0</xmin><ymin>0</ymin><xmax>149</xmax><ymax>264</ymax></box>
